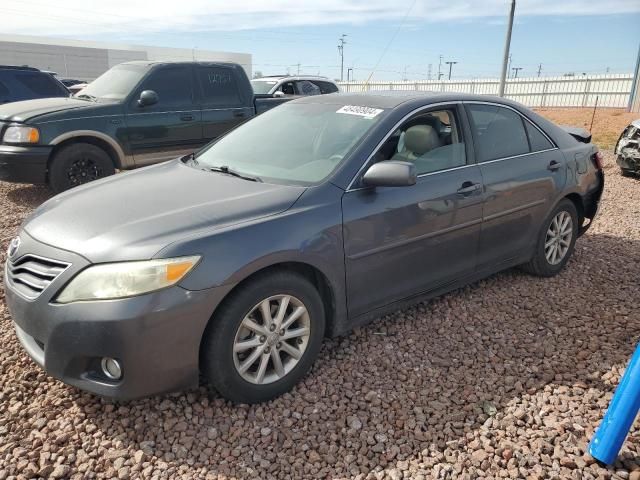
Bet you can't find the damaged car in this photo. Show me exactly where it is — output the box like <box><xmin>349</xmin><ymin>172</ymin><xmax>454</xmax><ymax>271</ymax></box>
<box><xmin>615</xmin><ymin>119</ymin><xmax>640</xmax><ymax>177</ymax></box>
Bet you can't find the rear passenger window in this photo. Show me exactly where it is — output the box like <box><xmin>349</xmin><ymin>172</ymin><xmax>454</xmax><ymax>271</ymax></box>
<box><xmin>314</xmin><ymin>81</ymin><xmax>339</xmax><ymax>94</ymax></box>
<box><xmin>524</xmin><ymin>120</ymin><xmax>554</xmax><ymax>151</ymax></box>
<box><xmin>296</xmin><ymin>80</ymin><xmax>321</xmax><ymax>96</ymax></box>
<box><xmin>197</xmin><ymin>66</ymin><xmax>242</xmax><ymax>107</ymax></box>
<box><xmin>467</xmin><ymin>104</ymin><xmax>529</xmax><ymax>162</ymax></box>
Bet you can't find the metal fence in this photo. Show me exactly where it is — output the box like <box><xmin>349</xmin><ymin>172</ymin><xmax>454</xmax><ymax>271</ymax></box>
<box><xmin>338</xmin><ymin>74</ymin><xmax>634</xmax><ymax>108</ymax></box>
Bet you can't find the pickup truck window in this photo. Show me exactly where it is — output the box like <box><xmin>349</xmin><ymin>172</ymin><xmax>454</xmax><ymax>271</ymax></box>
<box><xmin>136</xmin><ymin>66</ymin><xmax>193</xmax><ymax>107</ymax></box>
<box><xmin>76</xmin><ymin>64</ymin><xmax>147</xmax><ymax>101</ymax></box>
<box><xmin>194</xmin><ymin>102</ymin><xmax>387</xmax><ymax>185</ymax></box>
<box><xmin>197</xmin><ymin>66</ymin><xmax>242</xmax><ymax>107</ymax></box>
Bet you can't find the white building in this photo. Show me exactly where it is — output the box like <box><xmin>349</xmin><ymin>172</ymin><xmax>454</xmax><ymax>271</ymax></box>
<box><xmin>0</xmin><ymin>34</ymin><xmax>252</xmax><ymax>81</ymax></box>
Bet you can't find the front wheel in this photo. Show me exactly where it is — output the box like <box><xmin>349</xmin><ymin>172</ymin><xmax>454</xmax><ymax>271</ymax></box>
<box><xmin>201</xmin><ymin>271</ymin><xmax>325</xmax><ymax>404</ymax></box>
<box><xmin>49</xmin><ymin>143</ymin><xmax>115</xmax><ymax>193</ymax></box>
<box><xmin>521</xmin><ymin>199</ymin><xmax>579</xmax><ymax>277</ymax></box>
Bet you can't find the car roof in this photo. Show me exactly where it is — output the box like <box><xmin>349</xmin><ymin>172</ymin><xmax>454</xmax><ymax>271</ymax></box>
<box><xmin>0</xmin><ymin>65</ymin><xmax>41</xmax><ymax>72</ymax></box>
<box><xmin>119</xmin><ymin>60</ymin><xmax>242</xmax><ymax>69</ymax></box>
<box><xmin>252</xmin><ymin>75</ymin><xmax>335</xmax><ymax>83</ymax></box>
<box><xmin>289</xmin><ymin>91</ymin><xmax>523</xmax><ymax>109</ymax></box>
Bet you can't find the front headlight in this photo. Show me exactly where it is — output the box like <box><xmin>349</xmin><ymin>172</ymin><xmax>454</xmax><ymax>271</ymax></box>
<box><xmin>56</xmin><ymin>256</ymin><xmax>201</xmax><ymax>303</ymax></box>
<box><xmin>3</xmin><ymin>126</ymin><xmax>40</xmax><ymax>144</ymax></box>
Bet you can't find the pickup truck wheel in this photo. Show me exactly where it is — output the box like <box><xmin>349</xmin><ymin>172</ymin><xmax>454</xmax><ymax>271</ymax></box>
<box><xmin>49</xmin><ymin>143</ymin><xmax>115</xmax><ymax>193</ymax></box>
<box><xmin>521</xmin><ymin>199</ymin><xmax>578</xmax><ymax>277</ymax></box>
<box><xmin>201</xmin><ymin>271</ymin><xmax>325</xmax><ymax>404</ymax></box>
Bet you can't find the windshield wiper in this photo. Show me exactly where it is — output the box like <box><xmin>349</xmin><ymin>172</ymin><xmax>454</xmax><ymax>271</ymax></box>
<box><xmin>208</xmin><ymin>165</ymin><xmax>261</xmax><ymax>182</ymax></box>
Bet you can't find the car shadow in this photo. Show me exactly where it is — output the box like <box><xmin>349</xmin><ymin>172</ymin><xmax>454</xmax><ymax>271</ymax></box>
<box><xmin>5</xmin><ymin>184</ymin><xmax>52</xmax><ymax>209</ymax></box>
<box><xmin>64</xmin><ymin>232</ymin><xmax>638</xmax><ymax>477</ymax></box>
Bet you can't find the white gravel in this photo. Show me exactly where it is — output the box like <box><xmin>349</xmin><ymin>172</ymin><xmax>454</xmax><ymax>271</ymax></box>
<box><xmin>0</xmin><ymin>151</ymin><xmax>639</xmax><ymax>479</ymax></box>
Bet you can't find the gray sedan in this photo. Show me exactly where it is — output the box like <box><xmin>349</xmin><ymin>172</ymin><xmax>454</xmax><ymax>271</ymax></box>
<box><xmin>4</xmin><ymin>92</ymin><xmax>604</xmax><ymax>403</ymax></box>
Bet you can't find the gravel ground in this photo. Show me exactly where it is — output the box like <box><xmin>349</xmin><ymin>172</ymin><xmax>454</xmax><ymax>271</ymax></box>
<box><xmin>1</xmin><ymin>150</ymin><xmax>639</xmax><ymax>480</ymax></box>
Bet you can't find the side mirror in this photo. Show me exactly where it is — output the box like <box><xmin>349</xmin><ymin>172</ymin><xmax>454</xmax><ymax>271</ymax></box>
<box><xmin>273</xmin><ymin>91</ymin><xmax>285</xmax><ymax>98</ymax></box>
<box><xmin>362</xmin><ymin>161</ymin><xmax>417</xmax><ymax>188</ymax></box>
<box><xmin>138</xmin><ymin>90</ymin><xmax>158</xmax><ymax>107</ymax></box>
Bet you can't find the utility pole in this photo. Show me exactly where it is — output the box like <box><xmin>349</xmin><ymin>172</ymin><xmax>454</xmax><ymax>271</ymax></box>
<box><xmin>427</xmin><ymin>63</ymin><xmax>432</xmax><ymax>80</ymax></box>
<box><xmin>499</xmin><ymin>0</ymin><xmax>516</xmax><ymax>96</ymax></box>
<box><xmin>296</xmin><ymin>63</ymin><xmax>301</xmax><ymax>75</ymax></box>
<box><xmin>402</xmin><ymin>65</ymin><xmax>409</xmax><ymax>82</ymax></box>
<box><xmin>445</xmin><ymin>61</ymin><xmax>457</xmax><ymax>80</ymax></box>
<box><xmin>537</xmin><ymin>63</ymin><xmax>542</xmax><ymax>77</ymax></box>
<box><xmin>512</xmin><ymin>67</ymin><xmax>522</xmax><ymax>78</ymax></box>
<box><xmin>338</xmin><ymin>34</ymin><xmax>348</xmax><ymax>81</ymax></box>
<box><xmin>437</xmin><ymin>55</ymin><xmax>443</xmax><ymax>80</ymax></box>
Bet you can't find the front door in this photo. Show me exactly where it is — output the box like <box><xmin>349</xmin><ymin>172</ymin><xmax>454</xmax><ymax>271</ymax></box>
<box><xmin>125</xmin><ymin>64</ymin><xmax>202</xmax><ymax>166</ymax></box>
<box><xmin>464</xmin><ymin>102</ymin><xmax>567</xmax><ymax>269</ymax></box>
<box><xmin>342</xmin><ymin>105</ymin><xmax>484</xmax><ymax>317</ymax></box>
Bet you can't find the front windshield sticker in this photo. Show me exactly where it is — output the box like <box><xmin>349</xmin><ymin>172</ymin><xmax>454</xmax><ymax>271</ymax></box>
<box><xmin>336</xmin><ymin>105</ymin><xmax>383</xmax><ymax>119</ymax></box>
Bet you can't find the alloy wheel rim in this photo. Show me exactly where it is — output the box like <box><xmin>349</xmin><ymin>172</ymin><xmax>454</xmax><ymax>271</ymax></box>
<box><xmin>544</xmin><ymin>211</ymin><xmax>573</xmax><ymax>265</ymax></box>
<box><xmin>67</xmin><ymin>157</ymin><xmax>100</xmax><ymax>186</ymax></box>
<box><xmin>233</xmin><ymin>294</ymin><xmax>311</xmax><ymax>385</ymax></box>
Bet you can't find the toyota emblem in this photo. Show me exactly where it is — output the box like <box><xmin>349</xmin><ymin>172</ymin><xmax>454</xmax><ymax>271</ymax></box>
<box><xmin>7</xmin><ymin>237</ymin><xmax>20</xmax><ymax>259</ymax></box>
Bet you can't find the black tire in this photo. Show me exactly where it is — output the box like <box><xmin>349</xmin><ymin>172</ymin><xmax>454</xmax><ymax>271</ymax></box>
<box><xmin>201</xmin><ymin>271</ymin><xmax>325</xmax><ymax>404</ymax></box>
<box><xmin>521</xmin><ymin>199</ymin><xmax>579</xmax><ymax>277</ymax></box>
<box><xmin>621</xmin><ymin>169</ymin><xmax>635</xmax><ymax>178</ymax></box>
<box><xmin>49</xmin><ymin>143</ymin><xmax>115</xmax><ymax>193</ymax></box>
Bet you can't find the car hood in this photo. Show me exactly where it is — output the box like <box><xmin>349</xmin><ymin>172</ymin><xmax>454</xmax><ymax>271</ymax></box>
<box><xmin>0</xmin><ymin>97</ymin><xmax>95</xmax><ymax>122</ymax></box>
<box><xmin>24</xmin><ymin>160</ymin><xmax>306</xmax><ymax>263</ymax></box>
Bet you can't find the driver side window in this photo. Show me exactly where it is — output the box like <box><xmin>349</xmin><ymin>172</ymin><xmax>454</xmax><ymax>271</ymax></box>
<box><xmin>374</xmin><ymin>107</ymin><xmax>467</xmax><ymax>175</ymax></box>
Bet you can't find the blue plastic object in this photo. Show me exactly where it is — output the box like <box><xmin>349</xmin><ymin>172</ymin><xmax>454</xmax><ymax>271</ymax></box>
<box><xmin>589</xmin><ymin>342</ymin><xmax>640</xmax><ymax>465</ymax></box>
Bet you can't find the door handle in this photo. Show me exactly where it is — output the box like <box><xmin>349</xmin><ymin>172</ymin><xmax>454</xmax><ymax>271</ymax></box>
<box><xmin>233</xmin><ymin>111</ymin><xmax>246</xmax><ymax>118</ymax></box>
<box><xmin>180</xmin><ymin>114</ymin><xmax>194</xmax><ymax>121</ymax></box>
<box><xmin>547</xmin><ymin>160</ymin><xmax>561</xmax><ymax>171</ymax></box>
<box><xmin>456</xmin><ymin>182</ymin><xmax>480</xmax><ymax>196</ymax></box>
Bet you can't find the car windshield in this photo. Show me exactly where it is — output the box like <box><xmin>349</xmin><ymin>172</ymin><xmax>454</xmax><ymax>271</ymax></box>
<box><xmin>251</xmin><ymin>80</ymin><xmax>279</xmax><ymax>94</ymax></box>
<box><xmin>74</xmin><ymin>64</ymin><xmax>147</xmax><ymax>101</ymax></box>
<box><xmin>194</xmin><ymin>102</ymin><xmax>387</xmax><ymax>185</ymax></box>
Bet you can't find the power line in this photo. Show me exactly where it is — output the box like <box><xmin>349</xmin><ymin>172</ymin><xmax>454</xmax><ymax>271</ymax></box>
<box><xmin>364</xmin><ymin>0</ymin><xmax>417</xmax><ymax>84</ymax></box>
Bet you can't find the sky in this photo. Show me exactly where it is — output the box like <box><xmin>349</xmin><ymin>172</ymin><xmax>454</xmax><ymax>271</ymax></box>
<box><xmin>3</xmin><ymin>0</ymin><xmax>640</xmax><ymax>81</ymax></box>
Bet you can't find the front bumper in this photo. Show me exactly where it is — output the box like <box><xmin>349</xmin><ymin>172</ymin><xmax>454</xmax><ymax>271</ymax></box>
<box><xmin>4</xmin><ymin>232</ymin><xmax>232</xmax><ymax>400</ymax></box>
<box><xmin>616</xmin><ymin>153</ymin><xmax>640</xmax><ymax>173</ymax></box>
<box><xmin>0</xmin><ymin>144</ymin><xmax>52</xmax><ymax>184</ymax></box>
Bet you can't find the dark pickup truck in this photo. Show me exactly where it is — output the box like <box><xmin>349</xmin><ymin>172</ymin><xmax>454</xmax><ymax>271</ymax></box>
<box><xmin>0</xmin><ymin>61</ymin><xmax>288</xmax><ymax>192</ymax></box>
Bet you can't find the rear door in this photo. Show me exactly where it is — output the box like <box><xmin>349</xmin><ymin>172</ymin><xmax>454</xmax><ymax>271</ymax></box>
<box><xmin>464</xmin><ymin>102</ymin><xmax>566</xmax><ymax>270</ymax></box>
<box><xmin>342</xmin><ymin>104</ymin><xmax>484</xmax><ymax>317</ymax></box>
<box><xmin>195</xmin><ymin>64</ymin><xmax>253</xmax><ymax>143</ymax></box>
<box><xmin>125</xmin><ymin>64</ymin><xmax>202</xmax><ymax>166</ymax></box>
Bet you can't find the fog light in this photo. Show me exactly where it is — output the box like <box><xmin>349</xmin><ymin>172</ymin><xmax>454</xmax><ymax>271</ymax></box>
<box><xmin>101</xmin><ymin>357</ymin><xmax>122</xmax><ymax>380</ymax></box>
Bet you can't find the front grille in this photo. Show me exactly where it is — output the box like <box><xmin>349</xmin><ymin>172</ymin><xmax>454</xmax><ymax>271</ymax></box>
<box><xmin>7</xmin><ymin>254</ymin><xmax>70</xmax><ymax>299</ymax></box>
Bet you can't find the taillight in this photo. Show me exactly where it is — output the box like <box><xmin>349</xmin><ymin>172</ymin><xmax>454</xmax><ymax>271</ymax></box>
<box><xmin>592</xmin><ymin>151</ymin><xmax>604</xmax><ymax>170</ymax></box>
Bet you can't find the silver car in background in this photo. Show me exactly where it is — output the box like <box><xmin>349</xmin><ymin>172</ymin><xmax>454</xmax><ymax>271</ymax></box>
<box><xmin>251</xmin><ymin>75</ymin><xmax>340</xmax><ymax>97</ymax></box>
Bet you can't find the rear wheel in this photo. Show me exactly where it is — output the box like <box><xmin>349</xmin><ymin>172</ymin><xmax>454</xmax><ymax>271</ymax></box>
<box><xmin>621</xmin><ymin>168</ymin><xmax>635</xmax><ymax>178</ymax></box>
<box><xmin>49</xmin><ymin>143</ymin><xmax>115</xmax><ymax>193</ymax></box>
<box><xmin>201</xmin><ymin>271</ymin><xmax>325</xmax><ymax>404</ymax></box>
<box><xmin>521</xmin><ymin>199</ymin><xmax>578</xmax><ymax>277</ymax></box>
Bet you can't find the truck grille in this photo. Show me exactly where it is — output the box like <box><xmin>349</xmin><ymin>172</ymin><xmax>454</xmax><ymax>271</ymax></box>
<box><xmin>7</xmin><ymin>254</ymin><xmax>70</xmax><ymax>299</ymax></box>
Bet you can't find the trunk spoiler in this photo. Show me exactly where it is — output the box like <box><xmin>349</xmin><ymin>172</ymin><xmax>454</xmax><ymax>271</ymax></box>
<box><xmin>562</xmin><ymin>126</ymin><xmax>592</xmax><ymax>144</ymax></box>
